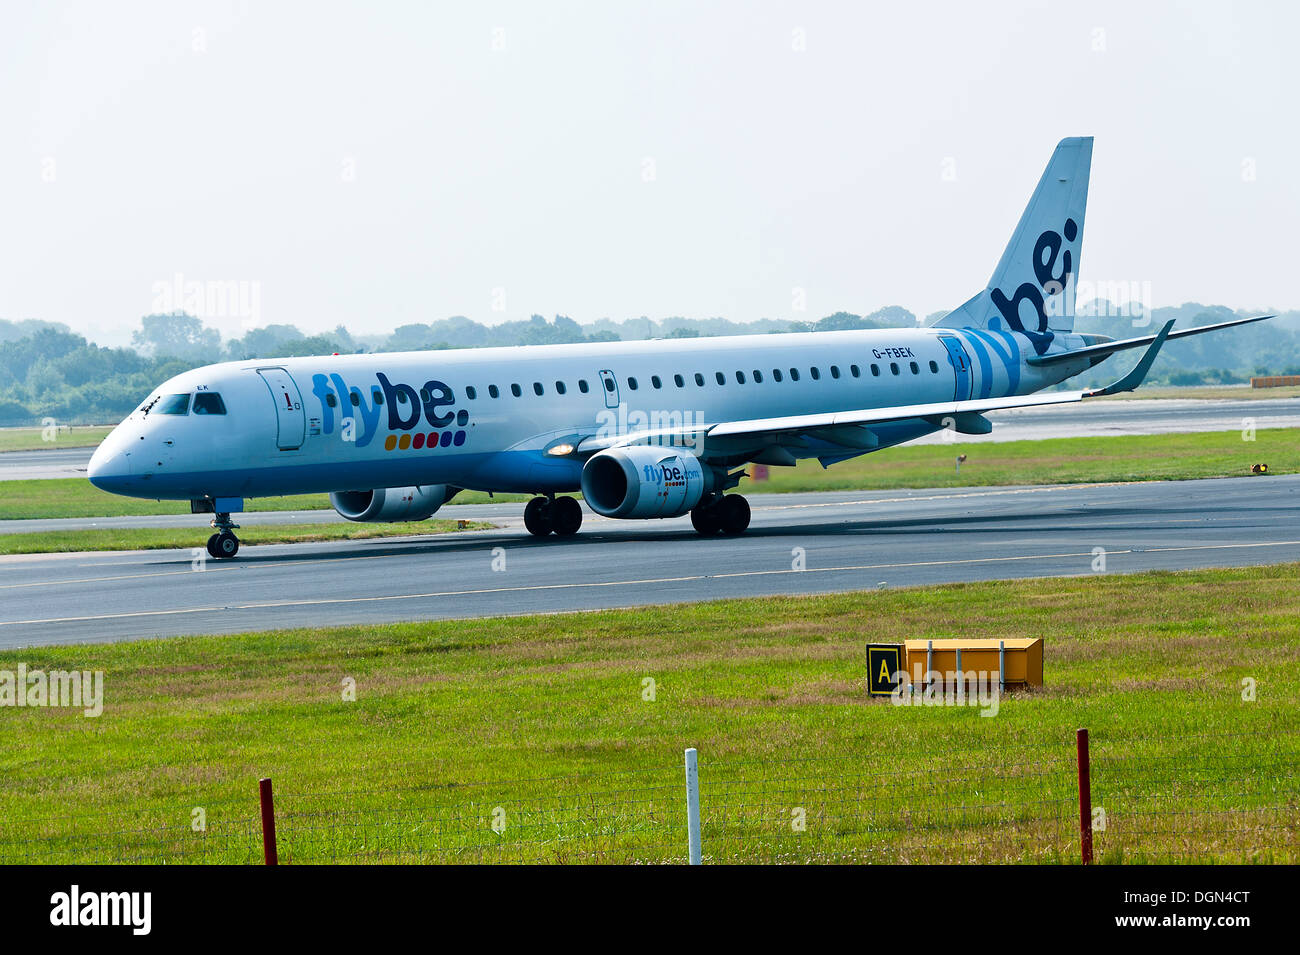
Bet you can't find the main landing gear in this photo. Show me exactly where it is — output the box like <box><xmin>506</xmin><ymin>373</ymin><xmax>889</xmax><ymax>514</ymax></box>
<box><xmin>205</xmin><ymin>513</ymin><xmax>241</xmax><ymax>559</ymax></box>
<box><xmin>690</xmin><ymin>494</ymin><xmax>751</xmax><ymax>536</ymax></box>
<box><xmin>524</xmin><ymin>495</ymin><xmax>583</xmax><ymax>538</ymax></box>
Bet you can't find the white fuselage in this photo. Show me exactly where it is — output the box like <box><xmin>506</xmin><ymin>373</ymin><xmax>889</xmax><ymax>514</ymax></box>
<box><xmin>87</xmin><ymin>326</ymin><xmax>1087</xmax><ymax>502</ymax></box>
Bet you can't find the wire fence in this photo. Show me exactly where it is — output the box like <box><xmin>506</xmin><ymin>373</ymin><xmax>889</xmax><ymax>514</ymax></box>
<box><xmin>2</xmin><ymin>727</ymin><xmax>1296</xmax><ymax>864</ymax></box>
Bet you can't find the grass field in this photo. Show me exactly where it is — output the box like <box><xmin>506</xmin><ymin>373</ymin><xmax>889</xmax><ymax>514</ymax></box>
<box><xmin>0</xmin><ymin>519</ymin><xmax>493</xmax><ymax>555</ymax></box>
<box><xmin>2</xmin><ymin>428</ymin><xmax>1295</xmax><ymax>521</ymax></box>
<box><xmin>0</xmin><ymin>426</ymin><xmax>113</xmax><ymax>452</ymax></box>
<box><xmin>1101</xmin><ymin>384</ymin><xmax>1300</xmax><ymax>401</ymax></box>
<box><xmin>1</xmin><ymin>564</ymin><xmax>1295</xmax><ymax>864</ymax></box>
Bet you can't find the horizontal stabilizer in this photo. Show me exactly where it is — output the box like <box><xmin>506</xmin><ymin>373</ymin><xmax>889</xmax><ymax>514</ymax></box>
<box><xmin>1026</xmin><ymin>314</ymin><xmax>1273</xmax><ymax>366</ymax></box>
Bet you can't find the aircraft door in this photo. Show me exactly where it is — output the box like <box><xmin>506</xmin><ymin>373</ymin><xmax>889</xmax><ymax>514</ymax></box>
<box><xmin>939</xmin><ymin>337</ymin><xmax>973</xmax><ymax>401</ymax></box>
<box><xmin>257</xmin><ymin>367</ymin><xmax>306</xmax><ymax>450</ymax></box>
<box><xmin>598</xmin><ymin>369</ymin><xmax>620</xmax><ymax>409</ymax></box>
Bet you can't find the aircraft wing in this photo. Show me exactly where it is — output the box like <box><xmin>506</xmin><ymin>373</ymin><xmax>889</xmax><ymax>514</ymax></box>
<box><xmin>576</xmin><ymin>320</ymin><xmax>1176</xmax><ymax>458</ymax></box>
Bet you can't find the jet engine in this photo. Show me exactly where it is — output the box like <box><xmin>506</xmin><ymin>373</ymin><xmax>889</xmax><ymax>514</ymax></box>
<box><xmin>329</xmin><ymin>485</ymin><xmax>457</xmax><ymax>522</ymax></box>
<box><xmin>580</xmin><ymin>446</ymin><xmax>716</xmax><ymax>519</ymax></box>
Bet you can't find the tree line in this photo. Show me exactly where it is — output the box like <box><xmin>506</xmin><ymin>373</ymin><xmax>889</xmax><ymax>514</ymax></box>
<box><xmin>0</xmin><ymin>304</ymin><xmax>1296</xmax><ymax>426</ymax></box>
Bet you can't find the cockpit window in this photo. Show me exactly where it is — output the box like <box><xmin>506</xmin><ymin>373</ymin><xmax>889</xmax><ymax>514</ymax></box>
<box><xmin>153</xmin><ymin>394</ymin><xmax>191</xmax><ymax>415</ymax></box>
<box><xmin>193</xmin><ymin>392</ymin><xmax>227</xmax><ymax>415</ymax></box>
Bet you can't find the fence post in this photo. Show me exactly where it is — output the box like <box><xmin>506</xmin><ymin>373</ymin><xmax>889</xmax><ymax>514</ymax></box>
<box><xmin>684</xmin><ymin>748</ymin><xmax>701</xmax><ymax>865</ymax></box>
<box><xmin>259</xmin><ymin>777</ymin><xmax>278</xmax><ymax>866</ymax></box>
<box><xmin>1076</xmin><ymin>729</ymin><xmax>1093</xmax><ymax>865</ymax></box>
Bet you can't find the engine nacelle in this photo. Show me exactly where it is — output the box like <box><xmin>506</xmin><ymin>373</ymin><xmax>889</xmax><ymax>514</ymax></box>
<box><xmin>329</xmin><ymin>485</ymin><xmax>455</xmax><ymax>523</ymax></box>
<box><xmin>580</xmin><ymin>446</ymin><xmax>715</xmax><ymax>519</ymax></box>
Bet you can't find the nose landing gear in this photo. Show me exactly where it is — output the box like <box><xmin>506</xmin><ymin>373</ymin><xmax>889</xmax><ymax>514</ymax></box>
<box><xmin>206</xmin><ymin>513</ymin><xmax>241</xmax><ymax>559</ymax></box>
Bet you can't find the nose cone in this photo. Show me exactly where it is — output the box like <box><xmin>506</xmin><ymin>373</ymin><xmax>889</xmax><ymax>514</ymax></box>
<box><xmin>87</xmin><ymin>435</ymin><xmax>133</xmax><ymax>494</ymax></box>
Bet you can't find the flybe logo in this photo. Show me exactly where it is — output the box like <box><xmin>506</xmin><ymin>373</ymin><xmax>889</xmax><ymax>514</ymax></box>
<box><xmin>990</xmin><ymin>218</ymin><xmax>1077</xmax><ymax>355</ymax></box>
<box><xmin>310</xmin><ymin>372</ymin><xmax>470</xmax><ymax>450</ymax></box>
<box><xmin>643</xmin><ymin>463</ymin><xmax>698</xmax><ymax>487</ymax></box>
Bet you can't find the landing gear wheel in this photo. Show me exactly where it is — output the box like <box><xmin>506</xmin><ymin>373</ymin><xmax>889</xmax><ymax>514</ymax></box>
<box><xmin>523</xmin><ymin>496</ymin><xmax>553</xmax><ymax>537</ymax></box>
<box><xmin>208</xmin><ymin>531</ymin><xmax>240</xmax><ymax>559</ymax></box>
<box><xmin>691</xmin><ymin>503</ymin><xmax>722</xmax><ymax>536</ymax></box>
<box><xmin>718</xmin><ymin>494</ymin><xmax>751</xmax><ymax>535</ymax></box>
<box><xmin>551</xmin><ymin>496</ymin><xmax>583</xmax><ymax>536</ymax></box>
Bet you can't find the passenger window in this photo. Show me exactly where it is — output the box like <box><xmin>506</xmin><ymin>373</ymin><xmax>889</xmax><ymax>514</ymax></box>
<box><xmin>511</xmin><ymin>384</ymin><xmax>522</xmax><ymax>397</ymax></box>
<box><xmin>773</xmin><ymin>369</ymin><xmax>783</xmax><ymax>382</ymax></box>
<box><xmin>890</xmin><ymin>363</ymin><xmax>900</xmax><ymax>375</ymax></box>
<box><xmin>871</xmin><ymin>364</ymin><xmax>880</xmax><ymax>377</ymax></box>
<box><xmin>830</xmin><ymin>366</ymin><xmax>840</xmax><ymax>379</ymax></box>
<box><xmin>489</xmin><ymin>385</ymin><xmax>500</xmax><ymax>398</ymax></box>
<box><xmin>789</xmin><ymin>368</ymin><xmax>800</xmax><ymax>382</ymax></box>
<box><xmin>753</xmin><ymin>370</ymin><xmax>764</xmax><ymax>383</ymax></box>
<box><xmin>603</xmin><ymin>377</ymin><xmax>616</xmax><ymax>393</ymax></box>
<box><xmin>466</xmin><ymin>386</ymin><xmax>477</xmax><ymax>400</ymax></box>
<box><xmin>418</xmin><ymin>387</ymin><xmax>429</xmax><ymax>402</ymax></box>
<box><xmin>910</xmin><ymin>361</ymin><xmax>920</xmax><ymax>375</ymax></box>
<box><xmin>627</xmin><ymin>377</ymin><xmax>639</xmax><ymax>390</ymax></box>
<box><xmin>371</xmin><ymin>387</ymin><xmax>384</xmax><ymax>404</ymax></box>
<box><xmin>929</xmin><ymin>360</ymin><xmax>939</xmax><ymax>373</ymax></box>
<box><xmin>851</xmin><ymin>365</ymin><xmax>861</xmax><ymax>378</ymax></box>
<box><xmin>674</xmin><ymin>374</ymin><xmax>685</xmax><ymax>388</ymax></box>
<box><xmin>154</xmin><ymin>394</ymin><xmax>191</xmax><ymax>415</ymax></box>
<box><xmin>533</xmin><ymin>382</ymin><xmax>544</xmax><ymax>396</ymax></box>
<box><xmin>351</xmin><ymin>391</ymin><xmax>361</xmax><ymax>406</ymax></box>
<box><xmin>694</xmin><ymin>373</ymin><xmax>705</xmax><ymax>386</ymax></box>
<box><xmin>810</xmin><ymin>367</ymin><xmax>821</xmax><ymax>380</ymax></box>
<box><xmin>715</xmin><ymin>372</ymin><xmax>725</xmax><ymax>385</ymax></box>
<box><xmin>578</xmin><ymin>379</ymin><xmax>589</xmax><ymax>393</ymax></box>
<box><xmin>555</xmin><ymin>381</ymin><xmax>566</xmax><ymax>395</ymax></box>
<box><xmin>736</xmin><ymin>371</ymin><xmax>746</xmax><ymax>384</ymax></box>
<box><xmin>192</xmin><ymin>392</ymin><xmax>226</xmax><ymax>415</ymax></box>
<box><xmin>651</xmin><ymin>375</ymin><xmax>662</xmax><ymax>389</ymax></box>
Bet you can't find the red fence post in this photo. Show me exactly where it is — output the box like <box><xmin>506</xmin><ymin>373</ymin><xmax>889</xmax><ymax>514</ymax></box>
<box><xmin>259</xmin><ymin>777</ymin><xmax>279</xmax><ymax>866</ymax></box>
<box><xmin>1076</xmin><ymin>728</ymin><xmax>1093</xmax><ymax>865</ymax></box>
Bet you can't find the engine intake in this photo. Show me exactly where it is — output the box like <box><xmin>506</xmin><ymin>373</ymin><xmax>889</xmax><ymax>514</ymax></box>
<box><xmin>580</xmin><ymin>447</ymin><xmax>715</xmax><ymax>519</ymax></box>
<box><xmin>330</xmin><ymin>485</ymin><xmax>457</xmax><ymax>522</ymax></box>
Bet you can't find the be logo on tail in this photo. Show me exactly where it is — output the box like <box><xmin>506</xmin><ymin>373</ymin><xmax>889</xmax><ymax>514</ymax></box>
<box><xmin>989</xmin><ymin>218</ymin><xmax>1077</xmax><ymax>356</ymax></box>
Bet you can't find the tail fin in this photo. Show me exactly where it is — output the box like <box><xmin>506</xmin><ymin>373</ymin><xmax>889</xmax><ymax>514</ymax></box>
<box><xmin>933</xmin><ymin>136</ymin><xmax>1093</xmax><ymax>355</ymax></box>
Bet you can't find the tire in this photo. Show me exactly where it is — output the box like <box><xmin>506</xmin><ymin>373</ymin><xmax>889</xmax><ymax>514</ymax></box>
<box><xmin>690</xmin><ymin>504</ymin><xmax>722</xmax><ymax>536</ymax></box>
<box><xmin>551</xmin><ymin>496</ymin><xmax>583</xmax><ymax>536</ymax></box>
<box><xmin>523</xmin><ymin>496</ymin><xmax>553</xmax><ymax>537</ymax></box>
<box><xmin>214</xmin><ymin>531</ymin><xmax>240</xmax><ymax>558</ymax></box>
<box><xmin>718</xmin><ymin>495</ymin><xmax>751</xmax><ymax>535</ymax></box>
<box><xmin>206</xmin><ymin>534</ymin><xmax>223</xmax><ymax>559</ymax></box>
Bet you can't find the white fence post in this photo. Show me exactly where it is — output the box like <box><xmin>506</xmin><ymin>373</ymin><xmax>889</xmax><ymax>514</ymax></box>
<box><xmin>684</xmin><ymin>747</ymin><xmax>701</xmax><ymax>865</ymax></box>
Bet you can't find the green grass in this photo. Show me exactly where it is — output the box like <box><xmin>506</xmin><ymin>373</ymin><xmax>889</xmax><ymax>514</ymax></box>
<box><xmin>0</xmin><ymin>425</ymin><xmax>113</xmax><ymax>452</ymax></box>
<box><xmin>2</xmin><ymin>428</ymin><xmax>1295</xmax><ymax>521</ymax></box>
<box><xmin>0</xmin><ymin>519</ymin><xmax>493</xmax><ymax>555</ymax></box>
<box><xmin>748</xmin><ymin>427</ymin><xmax>1296</xmax><ymax>493</ymax></box>
<box><xmin>1</xmin><ymin>564</ymin><xmax>1296</xmax><ymax>864</ymax></box>
<box><xmin>1102</xmin><ymin>384</ymin><xmax>1300</xmax><ymax>401</ymax></box>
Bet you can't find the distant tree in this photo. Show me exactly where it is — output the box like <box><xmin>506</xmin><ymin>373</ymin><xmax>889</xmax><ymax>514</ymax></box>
<box><xmin>666</xmin><ymin>328</ymin><xmax>700</xmax><ymax>338</ymax></box>
<box><xmin>132</xmin><ymin>312</ymin><xmax>220</xmax><ymax>361</ymax></box>
<box><xmin>864</xmin><ymin>305</ymin><xmax>917</xmax><ymax>327</ymax></box>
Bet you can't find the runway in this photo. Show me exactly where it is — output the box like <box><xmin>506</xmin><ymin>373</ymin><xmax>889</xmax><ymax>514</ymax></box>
<box><xmin>1</xmin><ymin>475</ymin><xmax>1297</xmax><ymax>648</ymax></box>
<box><xmin>1</xmin><ymin>396</ymin><xmax>1298</xmax><ymax>480</ymax></box>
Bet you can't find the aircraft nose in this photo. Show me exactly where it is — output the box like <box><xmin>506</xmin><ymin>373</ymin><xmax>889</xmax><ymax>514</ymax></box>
<box><xmin>87</xmin><ymin>439</ymin><xmax>133</xmax><ymax>493</ymax></box>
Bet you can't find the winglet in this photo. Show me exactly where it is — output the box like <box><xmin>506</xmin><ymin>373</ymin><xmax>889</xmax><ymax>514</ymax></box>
<box><xmin>1084</xmin><ymin>319</ymin><xmax>1175</xmax><ymax>397</ymax></box>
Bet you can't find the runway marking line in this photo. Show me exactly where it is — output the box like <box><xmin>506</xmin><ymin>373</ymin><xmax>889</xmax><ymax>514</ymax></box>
<box><xmin>4</xmin><ymin>538</ymin><xmax>1300</xmax><ymax>629</ymax></box>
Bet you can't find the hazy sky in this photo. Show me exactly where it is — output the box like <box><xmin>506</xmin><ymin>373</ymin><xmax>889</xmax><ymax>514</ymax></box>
<box><xmin>3</xmin><ymin>1</ymin><xmax>1297</xmax><ymax>347</ymax></box>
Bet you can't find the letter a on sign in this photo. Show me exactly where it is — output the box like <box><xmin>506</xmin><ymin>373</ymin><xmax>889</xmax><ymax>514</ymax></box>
<box><xmin>866</xmin><ymin>645</ymin><xmax>903</xmax><ymax>696</ymax></box>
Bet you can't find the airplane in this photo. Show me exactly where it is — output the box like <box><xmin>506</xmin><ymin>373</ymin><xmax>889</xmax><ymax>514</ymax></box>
<box><xmin>88</xmin><ymin>137</ymin><xmax>1271</xmax><ymax>559</ymax></box>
